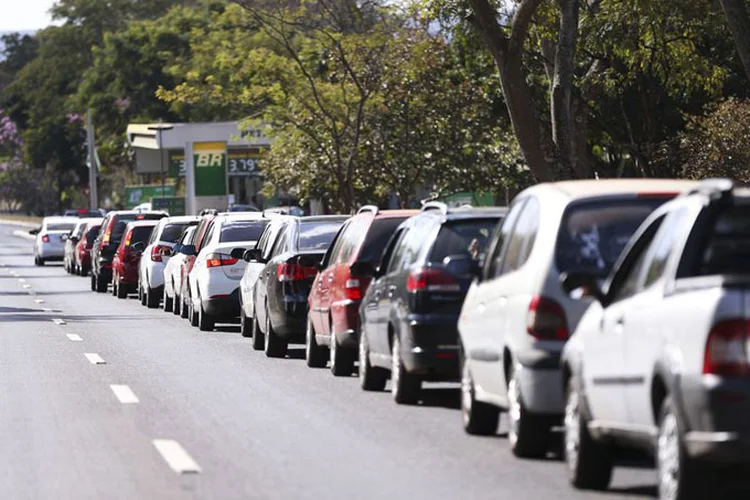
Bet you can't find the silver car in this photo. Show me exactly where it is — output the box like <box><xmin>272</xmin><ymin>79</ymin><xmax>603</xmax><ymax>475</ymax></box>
<box><xmin>32</xmin><ymin>216</ymin><xmax>80</xmax><ymax>266</ymax></box>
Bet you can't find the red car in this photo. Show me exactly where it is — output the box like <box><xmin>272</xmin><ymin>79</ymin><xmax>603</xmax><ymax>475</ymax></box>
<box><xmin>75</xmin><ymin>218</ymin><xmax>103</xmax><ymax>276</ymax></box>
<box><xmin>306</xmin><ymin>206</ymin><xmax>418</xmax><ymax>374</ymax></box>
<box><xmin>112</xmin><ymin>220</ymin><xmax>158</xmax><ymax>299</ymax></box>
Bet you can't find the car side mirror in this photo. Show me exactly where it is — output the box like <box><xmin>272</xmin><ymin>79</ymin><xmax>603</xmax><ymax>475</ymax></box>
<box><xmin>230</xmin><ymin>247</ymin><xmax>246</xmax><ymax>260</ymax></box>
<box><xmin>350</xmin><ymin>261</ymin><xmax>375</xmax><ymax>277</ymax></box>
<box><xmin>172</xmin><ymin>244</ymin><xmax>183</xmax><ymax>255</ymax></box>
<box><xmin>29</xmin><ymin>227</ymin><xmax>40</xmax><ymax>235</ymax></box>
<box><xmin>180</xmin><ymin>244</ymin><xmax>197</xmax><ymax>256</ymax></box>
<box><xmin>443</xmin><ymin>254</ymin><xmax>480</xmax><ymax>277</ymax></box>
<box><xmin>560</xmin><ymin>272</ymin><xmax>606</xmax><ymax>303</ymax></box>
<box><xmin>243</xmin><ymin>248</ymin><xmax>262</xmax><ymax>262</ymax></box>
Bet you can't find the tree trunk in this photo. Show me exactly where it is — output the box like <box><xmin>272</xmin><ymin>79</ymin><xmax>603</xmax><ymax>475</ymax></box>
<box><xmin>551</xmin><ymin>0</ymin><xmax>578</xmax><ymax>175</ymax></box>
<box><xmin>719</xmin><ymin>0</ymin><xmax>750</xmax><ymax>82</ymax></box>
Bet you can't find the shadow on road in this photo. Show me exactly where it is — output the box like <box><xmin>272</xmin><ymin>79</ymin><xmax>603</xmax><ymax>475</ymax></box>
<box><xmin>418</xmin><ymin>388</ymin><xmax>461</xmax><ymax>410</ymax></box>
<box><xmin>286</xmin><ymin>347</ymin><xmax>306</xmax><ymax>360</ymax></box>
<box><xmin>606</xmin><ymin>485</ymin><xmax>657</xmax><ymax>497</ymax></box>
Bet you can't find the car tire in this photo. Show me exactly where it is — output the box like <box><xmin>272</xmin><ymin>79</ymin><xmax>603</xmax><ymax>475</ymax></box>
<box><xmin>330</xmin><ymin>326</ymin><xmax>355</xmax><ymax>377</ymax></box>
<box><xmin>564</xmin><ymin>378</ymin><xmax>613</xmax><ymax>490</ymax></box>
<box><xmin>508</xmin><ymin>365</ymin><xmax>550</xmax><ymax>458</ymax></box>
<box><xmin>112</xmin><ymin>275</ymin><xmax>119</xmax><ymax>296</ymax></box>
<box><xmin>95</xmin><ymin>274</ymin><xmax>108</xmax><ymax>293</ymax></box>
<box><xmin>146</xmin><ymin>286</ymin><xmax>160</xmax><ymax>309</ymax></box>
<box><xmin>180</xmin><ymin>295</ymin><xmax>189</xmax><ymax>319</ymax></box>
<box><xmin>391</xmin><ymin>335</ymin><xmax>421</xmax><ymax>404</ymax></box>
<box><xmin>657</xmin><ymin>397</ymin><xmax>706</xmax><ymax>500</ymax></box>
<box><xmin>164</xmin><ymin>292</ymin><xmax>174</xmax><ymax>313</ymax></box>
<box><xmin>241</xmin><ymin>311</ymin><xmax>253</xmax><ymax>338</ymax></box>
<box><xmin>252</xmin><ymin>312</ymin><xmax>264</xmax><ymax>351</ymax></box>
<box><xmin>264</xmin><ymin>305</ymin><xmax>287</xmax><ymax>358</ymax></box>
<box><xmin>34</xmin><ymin>256</ymin><xmax>41</xmax><ymax>266</ymax></box>
<box><xmin>116</xmin><ymin>280</ymin><xmax>128</xmax><ymax>299</ymax></box>
<box><xmin>305</xmin><ymin>318</ymin><xmax>328</xmax><ymax>368</ymax></box>
<box><xmin>190</xmin><ymin>299</ymin><xmax>199</xmax><ymax>327</ymax></box>
<box><xmin>174</xmin><ymin>293</ymin><xmax>182</xmax><ymax>316</ymax></box>
<box><xmin>38</xmin><ymin>258</ymin><xmax>45</xmax><ymax>266</ymax></box>
<box><xmin>198</xmin><ymin>300</ymin><xmax>215</xmax><ymax>332</ymax></box>
<box><xmin>461</xmin><ymin>353</ymin><xmax>499</xmax><ymax>435</ymax></box>
<box><xmin>140</xmin><ymin>285</ymin><xmax>148</xmax><ymax>306</ymax></box>
<box><xmin>90</xmin><ymin>273</ymin><xmax>96</xmax><ymax>291</ymax></box>
<box><xmin>359</xmin><ymin>325</ymin><xmax>387</xmax><ymax>391</ymax></box>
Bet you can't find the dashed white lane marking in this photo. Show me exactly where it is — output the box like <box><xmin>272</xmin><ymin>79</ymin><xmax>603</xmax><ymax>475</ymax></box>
<box><xmin>152</xmin><ymin>440</ymin><xmax>201</xmax><ymax>474</ymax></box>
<box><xmin>66</xmin><ymin>334</ymin><xmax>82</xmax><ymax>342</ymax></box>
<box><xmin>22</xmin><ymin>284</ymin><xmax>31</xmax><ymax>289</ymax></box>
<box><xmin>34</xmin><ymin>299</ymin><xmax>45</xmax><ymax>304</ymax></box>
<box><xmin>51</xmin><ymin>318</ymin><xmax>66</xmax><ymax>325</ymax></box>
<box><xmin>84</xmin><ymin>353</ymin><xmax>106</xmax><ymax>365</ymax></box>
<box><xmin>42</xmin><ymin>308</ymin><xmax>62</xmax><ymax>313</ymax></box>
<box><xmin>110</xmin><ymin>385</ymin><xmax>139</xmax><ymax>404</ymax></box>
<box><xmin>18</xmin><ymin>278</ymin><xmax>25</xmax><ymax>283</ymax></box>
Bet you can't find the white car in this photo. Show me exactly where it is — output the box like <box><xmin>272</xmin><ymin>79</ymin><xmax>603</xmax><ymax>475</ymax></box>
<box><xmin>561</xmin><ymin>179</ymin><xmax>750</xmax><ymax>500</ymax></box>
<box><xmin>187</xmin><ymin>213</ymin><xmax>271</xmax><ymax>331</ymax></box>
<box><xmin>32</xmin><ymin>216</ymin><xmax>80</xmax><ymax>266</ymax></box>
<box><xmin>238</xmin><ymin>215</ymin><xmax>290</xmax><ymax>342</ymax></box>
<box><xmin>138</xmin><ymin>216</ymin><xmax>200</xmax><ymax>309</ymax></box>
<box><xmin>457</xmin><ymin>179</ymin><xmax>696</xmax><ymax>458</ymax></box>
<box><xmin>164</xmin><ymin>225</ymin><xmax>197</xmax><ymax>315</ymax></box>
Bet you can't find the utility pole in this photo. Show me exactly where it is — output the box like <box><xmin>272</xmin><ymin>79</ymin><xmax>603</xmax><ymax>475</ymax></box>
<box><xmin>148</xmin><ymin>123</ymin><xmax>174</xmax><ymax>209</ymax></box>
<box><xmin>86</xmin><ymin>109</ymin><xmax>98</xmax><ymax>210</ymax></box>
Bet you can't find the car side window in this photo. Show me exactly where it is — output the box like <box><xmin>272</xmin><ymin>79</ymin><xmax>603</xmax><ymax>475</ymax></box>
<box><xmin>394</xmin><ymin>221</ymin><xmax>434</xmax><ymax>272</ymax></box>
<box><xmin>386</xmin><ymin>229</ymin><xmax>411</xmax><ymax>273</ymax></box>
<box><xmin>271</xmin><ymin>225</ymin><xmax>290</xmax><ymax>256</ymax></box>
<box><xmin>610</xmin><ymin>216</ymin><xmax>665</xmax><ymax>303</ymax></box>
<box><xmin>642</xmin><ymin>208</ymin><xmax>689</xmax><ymax>289</ymax></box>
<box><xmin>499</xmin><ymin>197</ymin><xmax>539</xmax><ymax>275</ymax></box>
<box><xmin>483</xmin><ymin>199</ymin><xmax>526</xmax><ymax>279</ymax></box>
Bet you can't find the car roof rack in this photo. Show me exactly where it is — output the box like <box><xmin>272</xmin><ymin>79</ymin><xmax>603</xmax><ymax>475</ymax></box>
<box><xmin>357</xmin><ymin>205</ymin><xmax>379</xmax><ymax>215</ymax></box>
<box><xmin>686</xmin><ymin>178</ymin><xmax>734</xmax><ymax>202</ymax></box>
<box><xmin>420</xmin><ymin>201</ymin><xmax>449</xmax><ymax>214</ymax></box>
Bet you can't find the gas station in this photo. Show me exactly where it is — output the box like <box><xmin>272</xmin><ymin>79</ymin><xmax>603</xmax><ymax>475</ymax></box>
<box><xmin>126</xmin><ymin>121</ymin><xmax>271</xmax><ymax>214</ymax></box>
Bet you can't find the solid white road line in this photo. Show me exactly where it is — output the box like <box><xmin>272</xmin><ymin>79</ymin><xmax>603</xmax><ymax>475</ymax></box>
<box><xmin>110</xmin><ymin>385</ymin><xmax>139</xmax><ymax>404</ymax></box>
<box><xmin>66</xmin><ymin>334</ymin><xmax>82</xmax><ymax>342</ymax></box>
<box><xmin>152</xmin><ymin>440</ymin><xmax>201</xmax><ymax>474</ymax></box>
<box><xmin>52</xmin><ymin>318</ymin><xmax>66</xmax><ymax>325</ymax></box>
<box><xmin>84</xmin><ymin>353</ymin><xmax>106</xmax><ymax>365</ymax></box>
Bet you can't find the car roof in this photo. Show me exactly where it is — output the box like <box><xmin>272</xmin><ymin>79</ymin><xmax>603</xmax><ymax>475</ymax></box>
<box><xmin>298</xmin><ymin>215</ymin><xmax>350</xmax><ymax>223</ymax></box>
<box><xmin>124</xmin><ymin>220</ymin><xmax>160</xmax><ymax>229</ymax></box>
<box><xmin>214</xmin><ymin>213</ymin><xmax>270</xmax><ymax>224</ymax></box>
<box><xmin>108</xmin><ymin>210</ymin><xmax>168</xmax><ymax>217</ymax></box>
<box><xmin>523</xmin><ymin>179</ymin><xmax>698</xmax><ymax>200</ymax></box>
<box><xmin>163</xmin><ymin>215</ymin><xmax>201</xmax><ymax>224</ymax></box>
<box><xmin>43</xmin><ymin>216</ymin><xmax>80</xmax><ymax>224</ymax></box>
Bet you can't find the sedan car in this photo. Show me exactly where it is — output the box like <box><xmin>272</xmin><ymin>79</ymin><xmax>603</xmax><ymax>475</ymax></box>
<box><xmin>74</xmin><ymin>218</ymin><xmax>104</xmax><ymax>276</ymax></box>
<box><xmin>138</xmin><ymin>216</ymin><xmax>200</xmax><ymax>309</ymax></box>
<box><xmin>163</xmin><ymin>226</ymin><xmax>197</xmax><ymax>314</ymax></box>
<box><xmin>112</xmin><ymin>221</ymin><xmax>158</xmax><ymax>299</ymax></box>
<box><xmin>63</xmin><ymin>219</ymin><xmax>90</xmax><ymax>274</ymax></box>
<box><xmin>32</xmin><ymin>216</ymin><xmax>79</xmax><ymax>266</ymax></box>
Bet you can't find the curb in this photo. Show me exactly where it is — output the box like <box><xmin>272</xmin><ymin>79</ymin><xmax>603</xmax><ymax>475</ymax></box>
<box><xmin>12</xmin><ymin>230</ymin><xmax>36</xmax><ymax>241</ymax></box>
<box><xmin>0</xmin><ymin>219</ymin><xmax>40</xmax><ymax>229</ymax></box>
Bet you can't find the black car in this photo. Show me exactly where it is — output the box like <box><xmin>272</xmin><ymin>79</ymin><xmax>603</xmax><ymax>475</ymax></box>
<box><xmin>358</xmin><ymin>203</ymin><xmax>506</xmax><ymax>404</ymax></box>
<box><xmin>90</xmin><ymin>210</ymin><xmax>168</xmax><ymax>293</ymax></box>
<box><xmin>252</xmin><ymin>215</ymin><xmax>348</xmax><ymax>358</ymax></box>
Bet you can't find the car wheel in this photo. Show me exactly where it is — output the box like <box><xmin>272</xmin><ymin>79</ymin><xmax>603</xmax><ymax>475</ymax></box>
<box><xmin>359</xmin><ymin>325</ymin><xmax>387</xmax><ymax>391</ymax></box>
<box><xmin>95</xmin><ymin>274</ymin><xmax>108</xmax><ymax>293</ymax></box>
<box><xmin>461</xmin><ymin>353</ymin><xmax>499</xmax><ymax>435</ymax></box>
<box><xmin>508</xmin><ymin>365</ymin><xmax>550</xmax><ymax>458</ymax></box>
<box><xmin>174</xmin><ymin>293</ymin><xmax>182</xmax><ymax>316</ymax></box>
<box><xmin>38</xmin><ymin>258</ymin><xmax>45</xmax><ymax>266</ymax></box>
<box><xmin>146</xmin><ymin>286</ymin><xmax>160</xmax><ymax>309</ymax></box>
<box><xmin>112</xmin><ymin>275</ymin><xmax>118</xmax><ymax>296</ymax></box>
<box><xmin>391</xmin><ymin>335</ymin><xmax>421</xmax><ymax>404</ymax></box>
<box><xmin>264</xmin><ymin>304</ymin><xmax>287</xmax><ymax>358</ymax></box>
<box><xmin>241</xmin><ymin>311</ymin><xmax>253</xmax><ymax>338</ymax></box>
<box><xmin>564</xmin><ymin>377</ymin><xmax>613</xmax><ymax>490</ymax></box>
<box><xmin>34</xmin><ymin>256</ymin><xmax>41</xmax><ymax>267</ymax></box>
<box><xmin>116</xmin><ymin>279</ymin><xmax>128</xmax><ymax>299</ymax></box>
<box><xmin>330</xmin><ymin>325</ymin><xmax>355</xmax><ymax>377</ymax></box>
<box><xmin>164</xmin><ymin>290</ymin><xmax>174</xmax><ymax>313</ymax></box>
<box><xmin>140</xmin><ymin>285</ymin><xmax>148</xmax><ymax>306</ymax></box>
<box><xmin>657</xmin><ymin>397</ymin><xmax>706</xmax><ymax>500</ymax></box>
<box><xmin>189</xmin><ymin>298</ymin><xmax>199</xmax><ymax>327</ymax></box>
<box><xmin>305</xmin><ymin>317</ymin><xmax>328</xmax><ymax>368</ymax></box>
<box><xmin>198</xmin><ymin>300</ymin><xmax>215</xmax><ymax>332</ymax></box>
<box><xmin>90</xmin><ymin>273</ymin><xmax>96</xmax><ymax>291</ymax></box>
<box><xmin>251</xmin><ymin>312</ymin><xmax>264</xmax><ymax>351</ymax></box>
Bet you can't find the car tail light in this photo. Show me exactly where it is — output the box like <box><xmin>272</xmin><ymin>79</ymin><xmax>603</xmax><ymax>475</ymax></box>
<box><xmin>345</xmin><ymin>279</ymin><xmax>361</xmax><ymax>300</ymax></box>
<box><xmin>101</xmin><ymin>222</ymin><xmax>113</xmax><ymax>248</ymax></box>
<box><xmin>703</xmin><ymin>320</ymin><xmax>750</xmax><ymax>376</ymax></box>
<box><xmin>206</xmin><ymin>253</ymin><xmax>238</xmax><ymax>268</ymax></box>
<box><xmin>41</xmin><ymin>235</ymin><xmax>50</xmax><ymax>243</ymax></box>
<box><xmin>527</xmin><ymin>296</ymin><xmax>569</xmax><ymax>341</ymax></box>
<box><xmin>407</xmin><ymin>268</ymin><xmax>460</xmax><ymax>293</ymax></box>
<box><xmin>151</xmin><ymin>245</ymin><xmax>171</xmax><ymax>263</ymax></box>
<box><xmin>277</xmin><ymin>262</ymin><xmax>318</xmax><ymax>282</ymax></box>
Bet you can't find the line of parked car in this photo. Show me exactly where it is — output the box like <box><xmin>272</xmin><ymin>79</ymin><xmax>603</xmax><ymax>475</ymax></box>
<box><xmin>29</xmin><ymin>178</ymin><xmax>750</xmax><ymax>500</ymax></box>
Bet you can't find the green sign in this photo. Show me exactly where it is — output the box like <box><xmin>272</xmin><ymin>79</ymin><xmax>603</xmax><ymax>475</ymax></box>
<box><xmin>169</xmin><ymin>150</ymin><xmax>186</xmax><ymax>178</ymax></box>
<box><xmin>228</xmin><ymin>148</ymin><xmax>264</xmax><ymax>177</ymax></box>
<box><xmin>441</xmin><ymin>191</ymin><xmax>496</xmax><ymax>208</ymax></box>
<box><xmin>194</xmin><ymin>142</ymin><xmax>227</xmax><ymax>197</ymax></box>
<box><xmin>152</xmin><ymin>196</ymin><xmax>186</xmax><ymax>216</ymax></box>
<box><xmin>124</xmin><ymin>185</ymin><xmax>176</xmax><ymax>208</ymax></box>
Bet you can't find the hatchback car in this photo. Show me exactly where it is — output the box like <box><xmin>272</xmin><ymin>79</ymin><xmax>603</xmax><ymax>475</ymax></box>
<box><xmin>32</xmin><ymin>216</ymin><xmax>79</xmax><ymax>266</ymax></box>
<box><xmin>163</xmin><ymin>226</ymin><xmax>197</xmax><ymax>314</ymax></box>
<box><xmin>252</xmin><ymin>216</ymin><xmax>348</xmax><ymax>357</ymax></box>
<box><xmin>90</xmin><ymin>210</ymin><xmax>167</xmax><ymax>293</ymax></box>
<box><xmin>186</xmin><ymin>213</ymin><xmax>271</xmax><ymax>331</ymax></box>
<box><xmin>359</xmin><ymin>204</ymin><xmax>504</xmax><ymax>403</ymax></box>
<box><xmin>306</xmin><ymin>207</ymin><xmax>418</xmax><ymax>374</ymax></box>
<box><xmin>561</xmin><ymin>179</ymin><xmax>750</xmax><ymax>500</ymax></box>
<box><xmin>112</xmin><ymin>220</ymin><xmax>158</xmax><ymax>299</ymax></box>
<box><xmin>138</xmin><ymin>216</ymin><xmax>200</xmax><ymax>308</ymax></box>
<box><xmin>177</xmin><ymin>212</ymin><xmax>222</xmax><ymax>318</ymax></box>
<box><xmin>63</xmin><ymin>219</ymin><xmax>90</xmax><ymax>274</ymax></box>
<box><xmin>74</xmin><ymin>218</ymin><xmax>103</xmax><ymax>276</ymax></box>
<box><xmin>457</xmin><ymin>179</ymin><xmax>695</xmax><ymax>458</ymax></box>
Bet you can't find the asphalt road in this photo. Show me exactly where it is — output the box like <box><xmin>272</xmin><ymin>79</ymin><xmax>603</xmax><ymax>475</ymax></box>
<box><xmin>0</xmin><ymin>222</ymin><xmax>660</xmax><ymax>500</ymax></box>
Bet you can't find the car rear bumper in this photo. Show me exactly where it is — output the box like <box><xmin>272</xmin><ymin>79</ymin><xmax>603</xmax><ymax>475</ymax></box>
<box><xmin>331</xmin><ymin>299</ymin><xmax>361</xmax><ymax>349</ymax></box>
<box><xmin>399</xmin><ymin>316</ymin><xmax>461</xmax><ymax>379</ymax></box>
<box><xmin>270</xmin><ymin>294</ymin><xmax>308</xmax><ymax>341</ymax></box>
<box><xmin>680</xmin><ymin>374</ymin><xmax>750</xmax><ymax>464</ymax></box>
<box><xmin>202</xmin><ymin>288</ymin><xmax>241</xmax><ymax>319</ymax></box>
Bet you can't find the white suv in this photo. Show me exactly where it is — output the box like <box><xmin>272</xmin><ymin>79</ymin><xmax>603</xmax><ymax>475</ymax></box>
<box><xmin>187</xmin><ymin>213</ymin><xmax>270</xmax><ymax>331</ymax></box>
<box><xmin>561</xmin><ymin>179</ymin><xmax>750</xmax><ymax>500</ymax></box>
<box><xmin>457</xmin><ymin>179</ymin><xmax>696</xmax><ymax>458</ymax></box>
<box><xmin>138</xmin><ymin>216</ymin><xmax>200</xmax><ymax>308</ymax></box>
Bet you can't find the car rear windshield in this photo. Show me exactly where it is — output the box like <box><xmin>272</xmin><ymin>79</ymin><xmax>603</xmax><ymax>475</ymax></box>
<box><xmin>161</xmin><ymin>222</ymin><xmax>197</xmax><ymax>243</ymax></box>
<box><xmin>128</xmin><ymin>226</ymin><xmax>154</xmax><ymax>245</ymax></box>
<box><xmin>46</xmin><ymin>223</ymin><xmax>77</xmax><ymax>232</ymax></box>
<box><xmin>299</xmin><ymin>221</ymin><xmax>343</xmax><ymax>251</ymax></box>
<box><xmin>359</xmin><ymin>218</ymin><xmax>408</xmax><ymax>264</ymax></box>
<box><xmin>556</xmin><ymin>198</ymin><xmax>667</xmax><ymax>277</ymax></box>
<box><xmin>693</xmin><ymin>205</ymin><xmax>750</xmax><ymax>275</ymax></box>
<box><xmin>220</xmin><ymin>220</ymin><xmax>269</xmax><ymax>243</ymax></box>
<box><xmin>429</xmin><ymin>219</ymin><xmax>498</xmax><ymax>264</ymax></box>
<box><xmin>86</xmin><ymin>226</ymin><xmax>101</xmax><ymax>245</ymax></box>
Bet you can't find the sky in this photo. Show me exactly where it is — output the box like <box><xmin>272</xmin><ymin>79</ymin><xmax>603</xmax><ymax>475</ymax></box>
<box><xmin>0</xmin><ymin>0</ymin><xmax>56</xmax><ymax>32</ymax></box>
